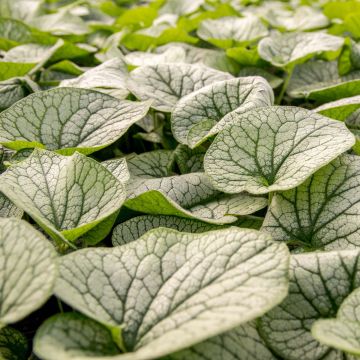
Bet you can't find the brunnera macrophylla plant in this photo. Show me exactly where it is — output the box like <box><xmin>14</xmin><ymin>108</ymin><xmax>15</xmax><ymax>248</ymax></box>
<box><xmin>1</xmin><ymin>0</ymin><xmax>360</xmax><ymax>359</ymax></box>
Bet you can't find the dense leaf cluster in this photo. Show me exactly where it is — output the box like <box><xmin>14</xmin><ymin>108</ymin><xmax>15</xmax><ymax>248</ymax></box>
<box><xmin>1</xmin><ymin>0</ymin><xmax>360</xmax><ymax>359</ymax></box>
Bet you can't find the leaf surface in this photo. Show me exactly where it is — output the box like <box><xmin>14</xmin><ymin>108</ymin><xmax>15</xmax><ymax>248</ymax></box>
<box><xmin>128</xmin><ymin>63</ymin><xmax>232</xmax><ymax>112</ymax></box>
<box><xmin>260</xmin><ymin>249</ymin><xmax>360</xmax><ymax>360</ymax></box>
<box><xmin>0</xmin><ymin>218</ymin><xmax>57</xmax><ymax>328</ymax></box>
<box><xmin>0</xmin><ymin>149</ymin><xmax>126</xmax><ymax>244</ymax></box>
<box><xmin>0</xmin><ymin>88</ymin><xmax>150</xmax><ymax>154</ymax></box>
<box><xmin>55</xmin><ymin>227</ymin><xmax>289</xmax><ymax>359</ymax></box>
<box><xmin>204</xmin><ymin>106</ymin><xmax>354</xmax><ymax>194</ymax></box>
<box><xmin>171</xmin><ymin>76</ymin><xmax>274</xmax><ymax>148</ymax></box>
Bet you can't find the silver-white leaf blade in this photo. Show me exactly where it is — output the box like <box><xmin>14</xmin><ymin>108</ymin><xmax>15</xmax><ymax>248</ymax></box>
<box><xmin>171</xmin><ymin>76</ymin><xmax>274</xmax><ymax>148</ymax></box>
<box><xmin>0</xmin><ymin>149</ymin><xmax>126</xmax><ymax>244</ymax></box>
<box><xmin>0</xmin><ymin>218</ymin><xmax>57</xmax><ymax>328</ymax></box>
<box><xmin>0</xmin><ymin>87</ymin><xmax>150</xmax><ymax>154</ymax></box>
<box><xmin>204</xmin><ymin>106</ymin><xmax>355</xmax><ymax>195</ymax></box>
<box><xmin>127</xmin><ymin>63</ymin><xmax>233</xmax><ymax>112</ymax></box>
<box><xmin>55</xmin><ymin>227</ymin><xmax>290</xmax><ymax>359</ymax></box>
<box><xmin>260</xmin><ymin>249</ymin><xmax>360</xmax><ymax>360</ymax></box>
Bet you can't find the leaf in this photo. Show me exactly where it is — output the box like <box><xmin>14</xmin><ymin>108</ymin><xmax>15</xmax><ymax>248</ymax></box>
<box><xmin>171</xmin><ymin>76</ymin><xmax>274</xmax><ymax>148</ymax></box>
<box><xmin>0</xmin><ymin>327</ymin><xmax>28</xmax><ymax>360</ymax></box>
<box><xmin>158</xmin><ymin>43</ymin><xmax>240</xmax><ymax>74</ymax></box>
<box><xmin>125</xmin><ymin>172</ymin><xmax>267</xmax><ymax>224</ymax></box>
<box><xmin>0</xmin><ymin>149</ymin><xmax>126</xmax><ymax>244</ymax></box>
<box><xmin>29</xmin><ymin>11</ymin><xmax>89</xmax><ymax>36</ymax></box>
<box><xmin>2</xmin><ymin>40</ymin><xmax>64</xmax><ymax>74</ymax></box>
<box><xmin>238</xmin><ymin>67</ymin><xmax>283</xmax><ymax>88</ymax></box>
<box><xmin>0</xmin><ymin>17</ymin><xmax>33</xmax><ymax>50</ymax></box>
<box><xmin>259</xmin><ymin>249</ymin><xmax>360</xmax><ymax>360</ymax></box>
<box><xmin>0</xmin><ymin>218</ymin><xmax>57</xmax><ymax>328</ymax></box>
<box><xmin>258</xmin><ymin>32</ymin><xmax>344</xmax><ymax>69</ymax></box>
<box><xmin>324</xmin><ymin>1</ymin><xmax>360</xmax><ymax>19</ymax></box>
<box><xmin>60</xmin><ymin>58</ymin><xmax>130</xmax><ymax>99</ymax></box>
<box><xmin>168</xmin><ymin>321</ymin><xmax>277</xmax><ymax>360</ymax></box>
<box><xmin>262</xmin><ymin>154</ymin><xmax>360</xmax><ymax>250</ymax></box>
<box><xmin>112</xmin><ymin>214</ymin><xmax>263</xmax><ymax>246</ymax></box>
<box><xmin>266</xmin><ymin>6</ymin><xmax>329</xmax><ymax>32</ymax></box>
<box><xmin>102</xmin><ymin>158</ymin><xmax>130</xmax><ymax>186</ymax></box>
<box><xmin>226</xmin><ymin>46</ymin><xmax>265</xmax><ymax>67</ymax></box>
<box><xmin>126</xmin><ymin>150</ymin><xmax>174</xmax><ymax>178</ymax></box>
<box><xmin>204</xmin><ymin>106</ymin><xmax>355</xmax><ymax>195</ymax></box>
<box><xmin>288</xmin><ymin>60</ymin><xmax>360</xmax><ymax>102</ymax></box>
<box><xmin>314</xmin><ymin>95</ymin><xmax>360</xmax><ymax>121</ymax></box>
<box><xmin>55</xmin><ymin>227</ymin><xmax>289</xmax><ymax>359</ymax></box>
<box><xmin>0</xmin><ymin>87</ymin><xmax>150</xmax><ymax>154</ymax></box>
<box><xmin>34</xmin><ymin>313</ymin><xmax>120</xmax><ymax>360</ymax></box>
<box><xmin>127</xmin><ymin>63</ymin><xmax>233</xmax><ymax>112</ymax></box>
<box><xmin>197</xmin><ymin>15</ymin><xmax>268</xmax><ymax>49</ymax></box>
<box><xmin>0</xmin><ymin>62</ymin><xmax>36</xmax><ymax>81</ymax></box>
<box><xmin>125</xmin><ymin>46</ymin><xmax>187</xmax><ymax>67</ymax></box>
<box><xmin>0</xmin><ymin>76</ymin><xmax>39</xmax><ymax>111</ymax></box>
<box><xmin>174</xmin><ymin>144</ymin><xmax>205</xmax><ymax>174</ymax></box>
<box><xmin>159</xmin><ymin>0</ymin><xmax>204</xmax><ymax>16</ymax></box>
<box><xmin>312</xmin><ymin>288</ymin><xmax>360</xmax><ymax>356</ymax></box>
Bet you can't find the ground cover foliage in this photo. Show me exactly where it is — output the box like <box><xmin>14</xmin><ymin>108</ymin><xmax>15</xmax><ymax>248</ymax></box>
<box><xmin>2</xmin><ymin>0</ymin><xmax>360</xmax><ymax>359</ymax></box>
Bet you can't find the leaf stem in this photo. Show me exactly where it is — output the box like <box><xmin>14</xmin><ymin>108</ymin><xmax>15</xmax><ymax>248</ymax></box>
<box><xmin>276</xmin><ymin>66</ymin><xmax>294</xmax><ymax>105</ymax></box>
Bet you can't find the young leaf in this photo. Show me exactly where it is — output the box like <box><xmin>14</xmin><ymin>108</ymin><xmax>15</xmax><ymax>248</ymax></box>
<box><xmin>0</xmin><ymin>218</ymin><xmax>57</xmax><ymax>328</ymax></box>
<box><xmin>34</xmin><ymin>313</ymin><xmax>120</xmax><ymax>360</ymax></box>
<box><xmin>197</xmin><ymin>16</ymin><xmax>268</xmax><ymax>49</ymax></box>
<box><xmin>312</xmin><ymin>288</ymin><xmax>360</xmax><ymax>356</ymax></box>
<box><xmin>127</xmin><ymin>63</ymin><xmax>233</xmax><ymax>112</ymax></box>
<box><xmin>0</xmin><ymin>88</ymin><xmax>150</xmax><ymax>154</ymax></box>
<box><xmin>0</xmin><ymin>149</ymin><xmax>126</xmax><ymax>244</ymax></box>
<box><xmin>258</xmin><ymin>32</ymin><xmax>344</xmax><ymax>69</ymax></box>
<box><xmin>171</xmin><ymin>76</ymin><xmax>274</xmax><ymax>148</ymax></box>
<box><xmin>288</xmin><ymin>60</ymin><xmax>360</xmax><ymax>102</ymax></box>
<box><xmin>0</xmin><ymin>326</ymin><xmax>28</xmax><ymax>360</ymax></box>
<box><xmin>55</xmin><ymin>227</ymin><xmax>289</xmax><ymax>359</ymax></box>
<box><xmin>262</xmin><ymin>154</ymin><xmax>360</xmax><ymax>250</ymax></box>
<box><xmin>204</xmin><ymin>106</ymin><xmax>354</xmax><ymax>195</ymax></box>
<box><xmin>260</xmin><ymin>249</ymin><xmax>360</xmax><ymax>360</ymax></box>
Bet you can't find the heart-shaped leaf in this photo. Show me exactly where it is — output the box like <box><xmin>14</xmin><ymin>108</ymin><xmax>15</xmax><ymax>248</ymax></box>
<box><xmin>204</xmin><ymin>106</ymin><xmax>354</xmax><ymax>195</ymax></box>
<box><xmin>55</xmin><ymin>227</ymin><xmax>289</xmax><ymax>359</ymax></box>
<box><xmin>260</xmin><ymin>249</ymin><xmax>360</xmax><ymax>360</ymax></box>
<box><xmin>171</xmin><ymin>76</ymin><xmax>274</xmax><ymax>148</ymax></box>
<box><xmin>0</xmin><ymin>218</ymin><xmax>57</xmax><ymax>329</ymax></box>
<box><xmin>127</xmin><ymin>63</ymin><xmax>232</xmax><ymax>112</ymax></box>
<box><xmin>258</xmin><ymin>32</ymin><xmax>344</xmax><ymax>69</ymax></box>
<box><xmin>262</xmin><ymin>154</ymin><xmax>360</xmax><ymax>250</ymax></box>
<box><xmin>288</xmin><ymin>61</ymin><xmax>360</xmax><ymax>102</ymax></box>
<box><xmin>197</xmin><ymin>16</ymin><xmax>268</xmax><ymax>49</ymax></box>
<box><xmin>0</xmin><ymin>149</ymin><xmax>126</xmax><ymax>244</ymax></box>
<box><xmin>0</xmin><ymin>88</ymin><xmax>150</xmax><ymax>155</ymax></box>
<box><xmin>312</xmin><ymin>288</ymin><xmax>360</xmax><ymax>356</ymax></box>
<box><xmin>0</xmin><ymin>17</ymin><xmax>33</xmax><ymax>50</ymax></box>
